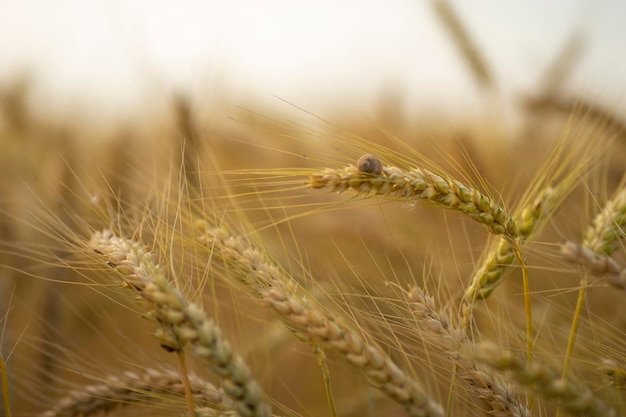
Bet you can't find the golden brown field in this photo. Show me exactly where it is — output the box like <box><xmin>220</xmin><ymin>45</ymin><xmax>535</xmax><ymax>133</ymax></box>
<box><xmin>1</xmin><ymin>4</ymin><xmax>626</xmax><ymax>417</ymax></box>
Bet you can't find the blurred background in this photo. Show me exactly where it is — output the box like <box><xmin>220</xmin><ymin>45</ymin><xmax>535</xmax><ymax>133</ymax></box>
<box><xmin>1</xmin><ymin>0</ymin><xmax>625</xmax><ymax>124</ymax></box>
<box><xmin>1</xmin><ymin>1</ymin><xmax>626</xmax><ymax>416</ymax></box>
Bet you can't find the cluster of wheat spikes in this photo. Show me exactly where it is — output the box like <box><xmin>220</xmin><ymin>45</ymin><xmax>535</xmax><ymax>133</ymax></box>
<box><xmin>0</xmin><ymin>68</ymin><xmax>623</xmax><ymax>417</ymax></box>
<box><xmin>8</xmin><ymin>107</ymin><xmax>618</xmax><ymax>417</ymax></box>
<box><xmin>2</xmin><ymin>0</ymin><xmax>625</xmax><ymax>412</ymax></box>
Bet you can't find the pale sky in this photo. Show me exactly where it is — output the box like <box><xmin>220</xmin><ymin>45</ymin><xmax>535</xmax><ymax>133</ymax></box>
<box><xmin>0</xmin><ymin>0</ymin><xmax>625</xmax><ymax>120</ymax></box>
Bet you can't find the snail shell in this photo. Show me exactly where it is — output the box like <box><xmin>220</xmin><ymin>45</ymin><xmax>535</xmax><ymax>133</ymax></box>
<box><xmin>357</xmin><ymin>153</ymin><xmax>383</xmax><ymax>175</ymax></box>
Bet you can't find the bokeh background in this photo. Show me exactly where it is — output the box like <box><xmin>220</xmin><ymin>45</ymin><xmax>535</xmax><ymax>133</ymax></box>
<box><xmin>2</xmin><ymin>0</ymin><xmax>625</xmax><ymax>123</ymax></box>
<box><xmin>1</xmin><ymin>1</ymin><xmax>626</xmax><ymax>416</ymax></box>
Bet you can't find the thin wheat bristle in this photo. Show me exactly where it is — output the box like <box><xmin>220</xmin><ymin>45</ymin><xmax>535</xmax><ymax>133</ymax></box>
<box><xmin>475</xmin><ymin>344</ymin><xmax>616</xmax><ymax>417</ymax></box>
<box><xmin>308</xmin><ymin>161</ymin><xmax>518</xmax><ymax>237</ymax></box>
<box><xmin>39</xmin><ymin>368</ymin><xmax>230</xmax><ymax>417</ymax></box>
<box><xmin>407</xmin><ymin>287</ymin><xmax>530</xmax><ymax>417</ymax></box>
<box><xmin>89</xmin><ymin>229</ymin><xmax>272</xmax><ymax>417</ymax></box>
<box><xmin>195</xmin><ymin>220</ymin><xmax>445</xmax><ymax>417</ymax></box>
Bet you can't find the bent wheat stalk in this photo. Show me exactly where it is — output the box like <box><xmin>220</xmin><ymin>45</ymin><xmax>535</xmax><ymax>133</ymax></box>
<box><xmin>195</xmin><ymin>220</ymin><xmax>445</xmax><ymax>417</ymax></box>
<box><xmin>39</xmin><ymin>368</ymin><xmax>231</xmax><ymax>417</ymax></box>
<box><xmin>89</xmin><ymin>229</ymin><xmax>271</xmax><ymax>417</ymax></box>
<box><xmin>308</xmin><ymin>156</ymin><xmax>518</xmax><ymax>238</ymax></box>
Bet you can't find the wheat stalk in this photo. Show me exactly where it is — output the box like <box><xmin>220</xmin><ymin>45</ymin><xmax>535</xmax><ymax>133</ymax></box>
<box><xmin>195</xmin><ymin>220</ymin><xmax>445</xmax><ymax>417</ymax></box>
<box><xmin>475</xmin><ymin>344</ymin><xmax>616</xmax><ymax>417</ymax></box>
<box><xmin>430</xmin><ymin>0</ymin><xmax>493</xmax><ymax>89</ymax></box>
<box><xmin>89</xmin><ymin>229</ymin><xmax>272</xmax><ymax>417</ymax></box>
<box><xmin>407</xmin><ymin>287</ymin><xmax>530</xmax><ymax>417</ymax></box>
<box><xmin>39</xmin><ymin>368</ymin><xmax>231</xmax><ymax>417</ymax></box>
<box><xmin>308</xmin><ymin>158</ymin><xmax>518</xmax><ymax>238</ymax></box>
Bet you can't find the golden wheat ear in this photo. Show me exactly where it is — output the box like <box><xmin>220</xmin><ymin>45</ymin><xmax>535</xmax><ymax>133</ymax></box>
<box><xmin>195</xmin><ymin>220</ymin><xmax>445</xmax><ymax>417</ymax></box>
<box><xmin>561</xmin><ymin>241</ymin><xmax>626</xmax><ymax>290</ymax></box>
<box><xmin>309</xmin><ymin>154</ymin><xmax>518</xmax><ymax>238</ymax></box>
<box><xmin>39</xmin><ymin>368</ymin><xmax>231</xmax><ymax>417</ymax></box>
<box><xmin>406</xmin><ymin>287</ymin><xmax>530</xmax><ymax>417</ymax></box>
<box><xmin>475</xmin><ymin>344</ymin><xmax>616</xmax><ymax>417</ymax></box>
<box><xmin>89</xmin><ymin>229</ymin><xmax>272</xmax><ymax>417</ymax></box>
<box><xmin>583</xmin><ymin>185</ymin><xmax>626</xmax><ymax>255</ymax></box>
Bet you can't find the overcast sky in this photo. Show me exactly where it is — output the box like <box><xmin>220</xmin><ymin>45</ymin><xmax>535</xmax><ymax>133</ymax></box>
<box><xmin>1</xmin><ymin>0</ymin><xmax>625</xmax><ymax>120</ymax></box>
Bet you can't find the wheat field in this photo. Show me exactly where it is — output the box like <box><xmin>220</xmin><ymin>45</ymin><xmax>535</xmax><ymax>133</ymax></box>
<box><xmin>1</xmin><ymin>87</ymin><xmax>624</xmax><ymax>417</ymax></box>
<box><xmin>1</xmin><ymin>4</ymin><xmax>626</xmax><ymax>416</ymax></box>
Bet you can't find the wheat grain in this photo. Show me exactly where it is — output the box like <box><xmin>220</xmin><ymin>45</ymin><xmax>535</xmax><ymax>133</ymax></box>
<box><xmin>475</xmin><ymin>343</ymin><xmax>616</xmax><ymax>417</ymax></box>
<box><xmin>195</xmin><ymin>220</ymin><xmax>445</xmax><ymax>417</ymax></box>
<box><xmin>308</xmin><ymin>160</ymin><xmax>518</xmax><ymax>237</ymax></box>
<box><xmin>39</xmin><ymin>368</ymin><xmax>230</xmax><ymax>417</ymax></box>
<box><xmin>89</xmin><ymin>229</ymin><xmax>272</xmax><ymax>417</ymax></box>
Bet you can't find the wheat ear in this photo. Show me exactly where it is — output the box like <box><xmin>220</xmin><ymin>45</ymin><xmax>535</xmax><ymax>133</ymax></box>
<box><xmin>465</xmin><ymin>186</ymin><xmax>559</xmax><ymax>303</ymax></box>
<box><xmin>407</xmin><ymin>287</ymin><xmax>530</xmax><ymax>417</ymax></box>
<box><xmin>475</xmin><ymin>344</ymin><xmax>616</xmax><ymax>417</ymax></box>
<box><xmin>560</xmin><ymin>186</ymin><xmax>626</xmax><ymax>389</ymax></box>
<box><xmin>309</xmin><ymin>157</ymin><xmax>518</xmax><ymax>238</ymax></box>
<box><xmin>39</xmin><ymin>368</ymin><xmax>231</xmax><ymax>417</ymax></box>
<box><xmin>89</xmin><ymin>229</ymin><xmax>272</xmax><ymax>417</ymax></box>
<box><xmin>561</xmin><ymin>241</ymin><xmax>625</xmax><ymax>290</ymax></box>
<box><xmin>583</xmin><ymin>185</ymin><xmax>626</xmax><ymax>255</ymax></box>
<box><xmin>195</xmin><ymin>220</ymin><xmax>445</xmax><ymax>417</ymax></box>
<box><xmin>561</xmin><ymin>184</ymin><xmax>626</xmax><ymax>289</ymax></box>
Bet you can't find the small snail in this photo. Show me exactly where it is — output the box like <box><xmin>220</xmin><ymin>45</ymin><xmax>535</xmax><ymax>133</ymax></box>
<box><xmin>357</xmin><ymin>153</ymin><xmax>383</xmax><ymax>175</ymax></box>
